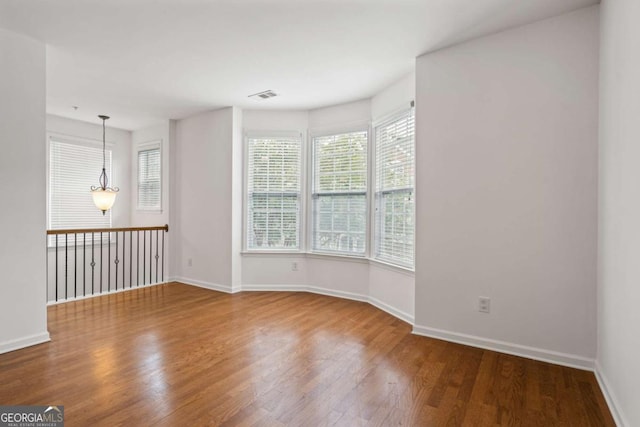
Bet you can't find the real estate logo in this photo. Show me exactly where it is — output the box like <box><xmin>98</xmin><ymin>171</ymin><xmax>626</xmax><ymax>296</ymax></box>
<box><xmin>0</xmin><ymin>405</ymin><xmax>64</xmax><ymax>427</ymax></box>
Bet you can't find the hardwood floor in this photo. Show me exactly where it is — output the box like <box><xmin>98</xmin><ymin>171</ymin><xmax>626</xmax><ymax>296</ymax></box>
<box><xmin>0</xmin><ymin>282</ymin><xmax>614</xmax><ymax>426</ymax></box>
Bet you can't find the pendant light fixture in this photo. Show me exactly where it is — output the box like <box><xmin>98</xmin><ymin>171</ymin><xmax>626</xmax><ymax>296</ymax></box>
<box><xmin>91</xmin><ymin>115</ymin><xmax>119</xmax><ymax>215</ymax></box>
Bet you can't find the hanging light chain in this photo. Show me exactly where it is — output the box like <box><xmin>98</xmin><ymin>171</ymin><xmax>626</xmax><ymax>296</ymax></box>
<box><xmin>91</xmin><ymin>115</ymin><xmax>118</xmax><ymax>193</ymax></box>
<box><xmin>100</xmin><ymin>115</ymin><xmax>108</xmax><ymax>190</ymax></box>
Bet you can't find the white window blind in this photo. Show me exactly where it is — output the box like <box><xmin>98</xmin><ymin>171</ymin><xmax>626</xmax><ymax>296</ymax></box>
<box><xmin>137</xmin><ymin>146</ymin><xmax>161</xmax><ymax>210</ymax></box>
<box><xmin>49</xmin><ymin>139</ymin><xmax>112</xmax><ymax>242</ymax></box>
<box><xmin>312</xmin><ymin>131</ymin><xmax>368</xmax><ymax>255</ymax></box>
<box><xmin>246</xmin><ymin>136</ymin><xmax>301</xmax><ymax>250</ymax></box>
<box><xmin>374</xmin><ymin>108</ymin><xmax>415</xmax><ymax>267</ymax></box>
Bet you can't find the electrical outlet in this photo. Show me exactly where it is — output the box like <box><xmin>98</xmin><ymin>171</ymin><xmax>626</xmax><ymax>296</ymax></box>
<box><xmin>478</xmin><ymin>297</ymin><xmax>491</xmax><ymax>314</ymax></box>
<box><xmin>187</xmin><ymin>258</ymin><xmax>193</xmax><ymax>267</ymax></box>
<box><xmin>291</xmin><ymin>262</ymin><xmax>298</xmax><ymax>271</ymax></box>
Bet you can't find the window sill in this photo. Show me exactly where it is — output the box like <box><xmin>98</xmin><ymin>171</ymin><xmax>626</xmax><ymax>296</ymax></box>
<box><xmin>306</xmin><ymin>251</ymin><xmax>368</xmax><ymax>264</ymax></box>
<box><xmin>241</xmin><ymin>250</ymin><xmax>303</xmax><ymax>256</ymax></box>
<box><xmin>368</xmin><ymin>258</ymin><xmax>415</xmax><ymax>275</ymax></box>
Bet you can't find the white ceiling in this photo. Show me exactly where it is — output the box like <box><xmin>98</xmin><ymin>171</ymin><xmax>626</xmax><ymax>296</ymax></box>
<box><xmin>0</xmin><ymin>0</ymin><xmax>597</xmax><ymax>130</ymax></box>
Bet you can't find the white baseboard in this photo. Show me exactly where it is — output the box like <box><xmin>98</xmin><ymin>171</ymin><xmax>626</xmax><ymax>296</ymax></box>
<box><xmin>173</xmin><ymin>276</ymin><xmax>233</xmax><ymax>294</ymax></box>
<box><xmin>238</xmin><ymin>283</ymin><xmax>369</xmax><ymax>304</ymax></box>
<box><xmin>239</xmin><ymin>283</ymin><xmax>305</xmax><ymax>293</ymax></box>
<box><xmin>369</xmin><ymin>296</ymin><xmax>414</xmax><ymax>325</ymax></box>
<box><xmin>412</xmin><ymin>324</ymin><xmax>594</xmax><ymax>371</ymax></box>
<box><xmin>47</xmin><ymin>281</ymin><xmax>166</xmax><ymax>305</ymax></box>
<box><xmin>0</xmin><ymin>332</ymin><xmax>51</xmax><ymax>355</ymax></box>
<box><xmin>175</xmin><ymin>280</ymin><xmax>415</xmax><ymax>326</ymax></box>
<box><xmin>171</xmin><ymin>281</ymin><xmax>594</xmax><ymax>373</ymax></box>
<box><xmin>306</xmin><ymin>285</ymin><xmax>369</xmax><ymax>303</ymax></box>
<box><xmin>238</xmin><ymin>284</ymin><xmax>415</xmax><ymax>324</ymax></box>
<box><xmin>594</xmin><ymin>360</ymin><xmax>627</xmax><ymax>427</ymax></box>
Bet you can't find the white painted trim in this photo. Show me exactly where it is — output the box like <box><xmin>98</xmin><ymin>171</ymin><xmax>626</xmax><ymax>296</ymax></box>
<box><xmin>308</xmin><ymin>120</ymin><xmax>370</xmax><ymax>138</ymax></box>
<box><xmin>179</xmin><ymin>281</ymin><xmax>414</xmax><ymax>326</ymax></box>
<box><xmin>412</xmin><ymin>324</ymin><xmax>594</xmax><ymax>371</ymax></box>
<box><xmin>369</xmin><ymin>296</ymin><xmax>414</xmax><ymax>325</ymax></box>
<box><xmin>0</xmin><ymin>332</ymin><xmax>51</xmax><ymax>355</ymax></box>
<box><xmin>47</xmin><ymin>281</ymin><xmax>165</xmax><ymax>305</ymax></box>
<box><xmin>305</xmin><ymin>252</ymin><xmax>369</xmax><ymax>264</ymax></box>
<box><xmin>306</xmin><ymin>285</ymin><xmax>369</xmax><ymax>303</ymax></box>
<box><xmin>244</xmin><ymin>129</ymin><xmax>303</xmax><ymax>139</ymax></box>
<box><xmin>174</xmin><ymin>276</ymin><xmax>233</xmax><ymax>293</ymax></box>
<box><xmin>236</xmin><ymin>283</ymin><xmax>368</xmax><ymax>303</ymax></box>
<box><xmin>372</xmin><ymin>103</ymin><xmax>415</xmax><ymax>127</ymax></box>
<box><xmin>171</xmin><ymin>281</ymin><xmax>596</xmax><ymax>376</ymax></box>
<box><xmin>135</xmin><ymin>139</ymin><xmax>163</xmax><ymax>212</ymax></box>
<box><xmin>238</xmin><ymin>284</ymin><xmax>305</xmax><ymax>292</ymax></box>
<box><xmin>595</xmin><ymin>360</ymin><xmax>628</xmax><ymax>427</ymax></box>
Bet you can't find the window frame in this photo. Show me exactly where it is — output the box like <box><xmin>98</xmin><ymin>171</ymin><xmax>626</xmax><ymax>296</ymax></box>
<box><xmin>309</xmin><ymin>127</ymin><xmax>370</xmax><ymax>257</ymax></box>
<box><xmin>372</xmin><ymin>107</ymin><xmax>416</xmax><ymax>268</ymax></box>
<box><xmin>241</xmin><ymin>114</ymin><xmax>415</xmax><ymax>273</ymax></box>
<box><xmin>243</xmin><ymin>130</ymin><xmax>305</xmax><ymax>253</ymax></box>
<box><xmin>136</xmin><ymin>140</ymin><xmax>162</xmax><ymax>213</ymax></box>
<box><xmin>47</xmin><ymin>134</ymin><xmax>115</xmax><ymax>246</ymax></box>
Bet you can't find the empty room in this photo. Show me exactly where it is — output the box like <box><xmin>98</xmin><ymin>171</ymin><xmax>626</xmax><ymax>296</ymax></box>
<box><xmin>0</xmin><ymin>0</ymin><xmax>637</xmax><ymax>425</ymax></box>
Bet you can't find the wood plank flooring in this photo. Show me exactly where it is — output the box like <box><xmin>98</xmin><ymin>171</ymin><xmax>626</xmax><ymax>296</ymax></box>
<box><xmin>0</xmin><ymin>282</ymin><xmax>615</xmax><ymax>426</ymax></box>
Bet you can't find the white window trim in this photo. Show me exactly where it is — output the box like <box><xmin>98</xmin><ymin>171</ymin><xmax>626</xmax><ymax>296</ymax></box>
<box><xmin>46</xmin><ymin>133</ymin><xmax>116</xmax><ymax>247</ymax></box>
<box><xmin>308</xmin><ymin>125</ymin><xmax>370</xmax><ymax>257</ymax></box>
<box><xmin>135</xmin><ymin>140</ymin><xmax>162</xmax><ymax>213</ymax></box>
<box><xmin>371</xmin><ymin>106</ymin><xmax>416</xmax><ymax>268</ymax></box>
<box><xmin>242</xmin><ymin>130</ymin><xmax>305</xmax><ymax>253</ymax></box>
<box><xmin>241</xmin><ymin>114</ymin><xmax>416</xmax><ymax>273</ymax></box>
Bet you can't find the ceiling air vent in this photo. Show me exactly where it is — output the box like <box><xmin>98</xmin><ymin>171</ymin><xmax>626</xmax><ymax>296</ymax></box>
<box><xmin>248</xmin><ymin>90</ymin><xmax>278</xmax><ymax>100</ymax></box>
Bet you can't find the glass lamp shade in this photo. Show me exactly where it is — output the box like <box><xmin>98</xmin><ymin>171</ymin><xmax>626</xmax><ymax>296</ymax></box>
<box><xmin>91</xmin><ymin>188</ymin><xmax>118</xmax><ymax>214</ymax></box>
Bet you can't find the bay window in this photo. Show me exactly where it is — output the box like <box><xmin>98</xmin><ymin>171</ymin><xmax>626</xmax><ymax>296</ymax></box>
<box><xmin>311</xmin><ymin>131</ymin><xmax>368</xmax><ymax>255</ymax></box>
<box><xmin>373</xmin><ymin>108</ymin><xmax>415</xmax><ymax>267</ymax></box>
<box><xmin>246</xmin><ymin>135</ymin><xmax>302</xmax><ymax>250</ymax></box>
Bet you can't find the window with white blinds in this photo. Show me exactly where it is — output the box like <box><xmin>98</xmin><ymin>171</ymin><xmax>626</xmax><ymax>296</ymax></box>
<box><xmin>374</xmin><ymin>108</ymin><xmax>415</xmax><ymax>267</ymax></box>
<box><xmin>312</xmin><ymin>131</ymin><xmax>368</xmax><ymax>255</ymax></box>
<box><xmin>246</xmin><ymin>136</ymin><xmax>301</xmax><ymax>250</ymax></box>
<box><xmin>137</xmin><ymin>145</ymin><xmax>161</xmax><ymax>210</ymax></box>
<box><xmin>49</xmin><ymin>139</ymin><xmax>112</xmax><ymax>242</ymax></box>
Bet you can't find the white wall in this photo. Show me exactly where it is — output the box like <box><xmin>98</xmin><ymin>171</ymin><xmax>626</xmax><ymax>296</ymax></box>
<box><xmin>240</xmin><ymin>96</ymin><xmax>415</xmax><ymax>323</ymax></box>
<box><xmin>231</xmin><ymin>107</ymin><xmax>243</xmax><ymax>291</ymax></box>
<box><xmin>598</xmin><ymin>0</ymin><xmax>640</xmax><ymax>425</ymax></box>
<box><xmin>47</xmin><ymin>114</ymin><xmax>132</xmax><ymax>227</ymax></box>
<box><xmin>414</xmin><ymin>6</ymin><xmax>599</xmax><ymax>368</ymax></box>
<box><xmin>44</xmin><ymin>115</ymin><xmax>134</xmax><ymax>302</ymax></box>
<box><xmin>241</xmin><ymin>109</ymin><xmax>312</xmax><ymax>290</ymax></box>
<box><xmin>371</xmin><ymin>71</ymin><xmax>415</xmax><ymax>121</ymax></box>
<box><xmin>368</xmin><ymin>264</ymin><xmax>414</xmax><ymax>323</ymax></box>
<box><xmin>131</xmin><ymin>120</ymin><xmax>172</xmax><ymax>227</ymax></box>
<box><xmin>131</xmin><ymin>121</ymin><xmax>174</xmax><ymax>281</ymax></box>
<box><xmin>242</xmin><ymin>109</ymin><xmax>308</xmax><ymax>132</ymax></box>
<box><xmin>309</xmin><ymin>99</ymin><xmax>370</xmax><ymax>133</ymax></box>
<box><xmin>369</xmin><ymin>72</ymin><xmax>416</xmax><ymax>322</ymax></box>
<box><xmin>0</xmin><ymin>28</ymin><xmax>49</xmax><ymax>353</ymax></box>
<box><xmin>173</xmin><ymin>108</ymin><xmax>239</xmax><ymax>290</ymax></box>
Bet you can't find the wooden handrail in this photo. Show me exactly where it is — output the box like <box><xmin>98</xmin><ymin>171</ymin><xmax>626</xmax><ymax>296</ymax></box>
<box><xmin>47</xmin><ymin>224</ymin><xmax>169</xmax><ymax>235</ymax></box>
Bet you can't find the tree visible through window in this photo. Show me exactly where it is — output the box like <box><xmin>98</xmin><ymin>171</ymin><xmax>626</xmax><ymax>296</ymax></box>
<box><xmin>312</xmin><ymin>131</ymin><xmax>368</xmax><ymax>255</ymax></box>
<box><xmin>374</xmin><ymin>109</ymin><xmax>415</xmax><ymax>267</ymax></box>
<box><xmin>246</xmin><ymin>136</ymin><xmax>301</xmax><ymax>250</ymax></box>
